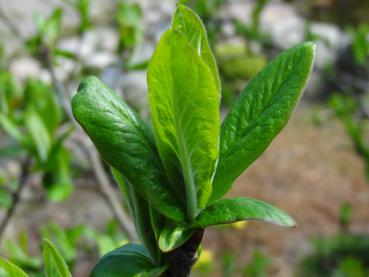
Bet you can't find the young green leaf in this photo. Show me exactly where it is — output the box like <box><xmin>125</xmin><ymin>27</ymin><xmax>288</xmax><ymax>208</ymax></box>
<box><xmin>72</xmin><ymin>76</ymin><xmax>185</xmax><ymax>222</ymax></box>
<box><xmin>147</xmin><ymin>29</ymin><xmax>220</xmax><ymax>219</ymax></box>
<box><xmin>212</xmin><ymin>42</ymin><xmax>315</xmax><ymax>201</ymax></box>
<box><xmin>24</xmin><ymin>108</ymin><xmax>51</xmax><ymax>161</ymax></box>
<box><xmin>0</xmin><ymin>115</ymin><xmax>24</xmax><ymax>144</ymax></box>
<box><xmin>172</xmin><ymin>4</ymin><xmax>220</xmax><ymax>92</ymax></box>
<box><xmin>191</xmin><ymin>197</ymin><xmax>295</xmax><ymax>228</ymax></box>
<box><xmin>42</xmin><ymin>238</ymin><xmax>71</xmax><ymax>277</ymax></box>
<box><xmin>0</xmin><ymin>257</ymin><xmax>28</xmax><ymax>277</ymax></box>
<box><xmin>158</xmin><ymin>225</ymin><xmax>196</xmax><ymax>253</ymax></box>
<box><xmin>91</xmin><ymin>243</ymin><xmax>167</xmax><ymax>277</ymax></box>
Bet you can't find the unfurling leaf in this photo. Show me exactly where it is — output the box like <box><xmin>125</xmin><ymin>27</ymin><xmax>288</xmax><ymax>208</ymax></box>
<box><xmin>158</xmin><ymin>225</ymin><xmax>195</xmax><ymax>253</ymax></box>
<box><xmin>148</xmin><ymin>29</ymin><xmax>219</xmax><ymax>219</ymax></box>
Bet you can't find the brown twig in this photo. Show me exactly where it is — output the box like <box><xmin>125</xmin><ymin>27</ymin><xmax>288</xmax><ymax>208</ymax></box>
<box><xmin>0</xmin><ymin>156</ymin><xmax>32</xmax><ymax>241</ymax></box>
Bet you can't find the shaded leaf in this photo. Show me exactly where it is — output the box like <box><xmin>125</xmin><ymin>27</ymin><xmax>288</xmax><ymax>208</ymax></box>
<box><xmin>91</xmin><ymin>243</ymin><xmax>167</xmax><ymax>277</ymax></box>
<box><xmin>111</xmin><ymin>168</ymin><xmax>161</xmax><ymax>264</ymax></box>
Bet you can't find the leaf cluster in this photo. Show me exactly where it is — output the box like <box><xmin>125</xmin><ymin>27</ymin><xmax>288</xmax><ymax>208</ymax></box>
<box><xmin>72</xmin><ymin>4</ymin><xmax>315</xmax><ymax>275</ymax></box>
<box><xmin>0</xmin><ymin>75</ymin><xmax>74</xmax><ymax>202</ymax></box>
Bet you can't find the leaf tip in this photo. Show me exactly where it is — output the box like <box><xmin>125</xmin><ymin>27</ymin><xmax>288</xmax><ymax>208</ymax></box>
<box><xmin>76</xmin><ymin>75</ymin><xmax>100</xmax><ymax>93</ymax></box>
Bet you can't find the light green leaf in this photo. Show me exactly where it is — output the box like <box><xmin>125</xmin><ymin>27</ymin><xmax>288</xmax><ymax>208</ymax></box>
<box><xmin>172</xmin><ymin>4</ymin><xmax>220</xmax><ymax>92</ymax></box>
<box><xmin>24</xmin><ymin>108</ymin><xmax>51</xmax><ymax>162</ymax></box>
<box><xmin>212</xmin><ymin>42</ymin><xmax>315</xmax><ymax>201</ymax></box>
<box><xmin>158</xmin><ymin>225</ymin><xmax>195</xmax><ymax>253</ymax></box>
<box><xmin>147</xmin><ymin>29</ymin><xmax>220</xmax><ymax>220</ymax></box>
<box><xmin>72</xmin><ymin>76</ymin><xmax>185</xmax><ymax>222</ymax></box>
<box><xmin>42</xmin><ymin>238</ymin><xmax>71</xmax><ymax>277</ymax></box>
<box><xmin>0</xmin><ymin>257</ymin><xmax>28</xmax><ymax>277</ymax></box>
<box><xmin>24</xmin><ymin>79</ymin><xmax>61</xmax><ymax>136</ymax></box>
<box><xmin>0</xmin><ymin>115</ymin><xmax>24</xmax><ymax>143</ymax></box>
<box><xmin>91</xmin><ymin>243</ymin><xmax>167</xmax><ymax>277</ymax></box>
<box><xmin>192</xmin><ymin>197</ymin><xmax>296</xmax><ymax>228</ymax></box>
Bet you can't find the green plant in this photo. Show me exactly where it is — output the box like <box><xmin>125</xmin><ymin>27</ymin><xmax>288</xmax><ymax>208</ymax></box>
<box><xmin>0</xmin><ymin>77</ymin><xmax>74</xmax><ymax>202</ymax></box>
<box><xmin>0</xmin><ymin>239</ymin><xmax>71</xmax><ymax>277</ymax></box>
<box><xmin>329</xmin><ymin>93</ymin><xmax>369</xmax><ymax>180</ymax></box>
<box><xmin>234</xmin><ymin>0</ymin><xmax>271</xmax><ymax>47</ymax></box>
<box><xmin>115</xmin><ymin>1</ymin><xmax>143</xmax><ymax>62</ymax></box>
<box><xmin>243</xmin><ymin>250</ymin><xmax>271</xmax><ymax>277</ymax></box>
<box><xmin>298</xmin><ymin>234</ymin><xmax>369</xmax><ymax>277</ymax></box>
<box><xmin>71</xmin><ymin>4</ymin><xmax>314</xmax><ymax>276</ymax></box>
<box><xmin>348</xmin><ymin>23</ymin><xmax>369</xmax><ymax>65</ymax></box>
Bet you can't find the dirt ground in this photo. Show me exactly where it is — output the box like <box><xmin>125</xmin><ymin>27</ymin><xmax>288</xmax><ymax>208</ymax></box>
<box><xmin>202</xmin><ymin>104</ymin><xmax>369</xmax><ymax>276</ymax></box>
<box><xmin>5</xmin><ymin>103</ymin><xmax>369</xmax><ymax>276</ymax></box>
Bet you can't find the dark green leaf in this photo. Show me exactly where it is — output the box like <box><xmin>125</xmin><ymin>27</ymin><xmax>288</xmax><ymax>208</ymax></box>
<box><xmin>91</xmin><ymin>243</ymin><xmax>167</xmax><ymax>277</ymax></box>
<box><xmin>147</xmin><ymin>29</ymin><xmax>220</xmax><ymax>219</ymax></box>
<box><xmin>54</xmin><ymin>49</ymin><xmax>76</xmax><ymax>60</ymax></box>
<box><xmin>212</xmin><ymin>42</ymin><xmax>315</xmax><ymax>201</ymax></box>
<box><xmin>158</xmin><ymin>225</ymin><xmax>195</xmax><ymax>252</ymax></box>
<box><xmin>72</xmin><ymin>76</ymin><xmax>185</xmax><ymax>222</ymax></box>
<box><xmin>192</xmin><ymin>197</ymin><xmax>295</xmax><ymax>228</ymax></box>
<box><xmin>44</xmin><ymin>146</ymin><xmax>73</xmax><ymax>202</ymax></box>
<box><xmin>0</xmin><ymin>257</ymin><xmax>28</xmax><ymax>277</ymax></box>
<box><xmin>42</xmin><ymin>238</ymin><xmax>71</xmax><ymax>277</ymax></box>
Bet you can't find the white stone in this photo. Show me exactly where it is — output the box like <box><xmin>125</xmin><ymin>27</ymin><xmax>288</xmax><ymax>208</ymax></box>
<box><xmin>83</xmin><ymin>52</ymin><xmax>116</xmax><ymax>69</ymax></box>
<box><xmin>9</xmin><ymin>57</ymin><xmax>41</xmax><ymax>82</ymax></box>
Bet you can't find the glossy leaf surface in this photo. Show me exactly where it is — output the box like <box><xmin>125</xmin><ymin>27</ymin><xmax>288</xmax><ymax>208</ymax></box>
<box><xmin>148</xmin><ymin>29</ymin><xmax>219</xmax><ymax>219</ymax></box>
<box><xmin>72</xmin><ymin>76</ymin><xmax>185</xmax><ymax>222</ymax></box>
<box><xmin>212</xmin><ymin>42</ymin><xmax>315</xmax><ymax>200</ymax></box>
<box><xmin>192</xmin><ymin>197</ymin><xmax>295</xmax><ymax>228</ymax></box>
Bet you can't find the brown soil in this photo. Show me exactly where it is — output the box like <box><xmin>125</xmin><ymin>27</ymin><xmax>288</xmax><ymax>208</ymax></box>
<box><xmin>201</xmin><ymin>104</ymin><xmax>369</xmax><ymax>276</ymax></box>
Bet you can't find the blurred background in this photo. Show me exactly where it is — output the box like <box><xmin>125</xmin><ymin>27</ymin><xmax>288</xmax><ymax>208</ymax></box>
<box><xmin>1</xmin><ymin>0</ymin><xmax>369</xmax><ymax>276</ymax></box>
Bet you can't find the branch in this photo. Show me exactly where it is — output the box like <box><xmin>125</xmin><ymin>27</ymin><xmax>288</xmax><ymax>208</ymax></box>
<box><xmin>0</xmin><ymin>156</ymin><xmax>32</xmax><ymax>241</ymax></box>
<box><xmin>164</xmin><ymin>229</ymin><xmax>204</xmax><ymax>277</ymax></box>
